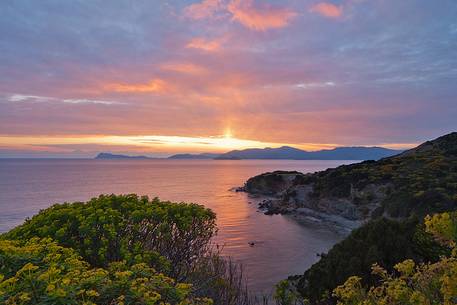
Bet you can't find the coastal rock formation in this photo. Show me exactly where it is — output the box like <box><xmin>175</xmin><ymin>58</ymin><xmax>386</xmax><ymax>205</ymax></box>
<box><xmin>244</xmin><ymin>171</ymin><xmax>307</xmax><ymax>196</ymax></box>
<box><xmin>242</xmin><ymin>132</ymin><xmax>457</xmax><ymax>228</ymax></box>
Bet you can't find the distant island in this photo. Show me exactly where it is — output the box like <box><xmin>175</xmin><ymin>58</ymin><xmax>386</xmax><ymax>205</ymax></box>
<box><xmin>96</xmin><ymin>146</ymin><xmax>402</xmax><ymax>161</ymax></box>
<box><xmin>94</xmin><ymin>152</ymin><xmax>151</xmax><ymax>159</ymax></box>
<box><xmin>214</xmin><ymin>146</ymin><xmax>401</xmax><ymax>160</ymax></box>
<box><xmin>168</xmin><ymin>153</ymin><xmax>220</xmax><ymax>159</ymax></box>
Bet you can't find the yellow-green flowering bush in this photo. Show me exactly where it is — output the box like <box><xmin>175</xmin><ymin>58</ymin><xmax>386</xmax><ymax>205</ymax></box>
<box><xmin>3</xmin><ymin>194</ymin><xmax>217</xmax><ymax>281</ymax></box>
<box><xmin>333</xmin><ymin>212</ymin><xmax>457</xmax><ymax>305</ymax></box>
<box><xmin>0</xmin><ymin>238</ymin><xmax>211</xmax><ymax>305</ymax></box>
<box><xmin>0</xmin><ymin>194</ymin><xmax>258</xmax><ymax>305</ymax></box>
<box><xmin>333</xmin><ymin>258</ymin><xmax>457</xmax><ymax>305</ymax></box>
<box><xmin>425</xmin><ymin>212</ymin><xmax>457</xmax><ymax>249</ymax></box>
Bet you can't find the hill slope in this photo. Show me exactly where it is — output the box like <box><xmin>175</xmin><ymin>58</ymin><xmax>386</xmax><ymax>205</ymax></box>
<box><xmin>243</xmin><ymin>133</ymin><xmax>457</xmax><ymax>304</ymax></box>
<box><xmin>294</xmin><ymin>217</ymin><xmax>448</xmax><ymax>304</ymax></box>
<box><xmin>244</xmin><ymin>132</ymin><xmax>457</xmax><ymax>221</ymax></box>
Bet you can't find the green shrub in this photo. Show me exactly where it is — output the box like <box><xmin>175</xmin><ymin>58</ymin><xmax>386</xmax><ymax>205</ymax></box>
<box><xmin>0</xmin><ymin>238</ymin><xmax>211</xmax><ymax>305</ymax></box>
<box><xmin>296</xmin><ymin>217</ymin><xmax>448</xmax><ymax>304</ymax></box>
<box><xmin>334</xmin><ymin>212</ymin><xmax>457</xmax><ymax>305</ymax></box>
<box><xmin>1</xmin><ymin>194</ymin><xmax>262</xmax><ymax>305</ymax></box>
<box><xmin>3</xmin><ymin>194</ymin><xmax>217</xmax><ymax>281</ymax></box>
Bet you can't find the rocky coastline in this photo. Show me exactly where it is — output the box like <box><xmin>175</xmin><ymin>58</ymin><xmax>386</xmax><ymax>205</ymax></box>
<box><xmin>239</xmin><ymin>132</ymin><xmax>457</xmax><ymax>235</ymax></box>
<box><xmin>237</xmin><ymin>170</ymin><xmax>382</xmax><ymax>233</ymax></box>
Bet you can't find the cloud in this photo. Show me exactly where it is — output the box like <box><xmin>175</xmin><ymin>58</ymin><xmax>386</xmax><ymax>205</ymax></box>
<box><xmin>186</xmin><ymin>37</ymin><xmax>222</xmax><ymax>52</ymax></box>
<box><xmin>105</xmin><ymin>79</ymin><xmax>168</xmax><ymax>93</ymax></box>
<box><xmin>62</xmin><ymin>99</ymin><xmax>121</xmax><ymax>105</ymax></box>
<box><xmin>183</xmin><ymin>0</ymin><xmax>223</xmax><ymax>20</ymax></box>
<box><xmin>182</xmin><ymin>0</ymin><xmax>297</xmax><ymax>31</ymax></box>
<box><xmin>0</xmin><ymin>134</ymin><xmax>337</xmax><ymax>155</ymax></box>
<box><xmin>8</xmin><ymin>94</ymin><xmax>43</xmax><ymax>102</ymax></box>
<box><xmin>309</xmin><ymin>2</ymin><xmax>343</xmax><ymax>18</ymax></box>
<box><xmin>160</xmin><ymin>62</ymin><xmax>208</xmax><ymax>75</ymax></box>
<box><xmin>1</xmin><ymin>1</ymin><xmax>456</xmax><ymax>152</ymax></box>
<box><xmin>227</xmin><ymin>0</ymin><xmax>297</xmax><ymax>30</ymax></box>
<box><xmin>7</xmin><ymin>94</ymin><xmax>123</xmax><ymax>105</ymax></box>
<box><xmin>295</xmin><ymin>81</ymin><xmax>336</xmax><ymax>89</ymax></box>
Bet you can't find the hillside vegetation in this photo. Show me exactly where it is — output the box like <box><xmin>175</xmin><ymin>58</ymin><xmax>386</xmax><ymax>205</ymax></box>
<box><xmin>243</xmin><ymin>132</ymin><xmax>457</xmax><ymax>304</ymax></box>
<box><xmin>333</xmin><ymin>211</ymin><xmax>457</xmax><ymax>305</ymax></box>
<box><xmin>245</xmin><ymin>132</ymin><xmax>457</xmax><ymax>220</ymax></box>
<box><xmin>302</xmin><ymin>132</ymin><xmax>457</xmax><ymax>218</ymax></box>
<box><xmin>294</xmin><ymin>218</ymin><xmax>448</xmax><ymax>304</ymax></box>
<box><xmin>295</xmin><ymin>133</ymin><xmax>456</xmax><ymax>304</ymax></box>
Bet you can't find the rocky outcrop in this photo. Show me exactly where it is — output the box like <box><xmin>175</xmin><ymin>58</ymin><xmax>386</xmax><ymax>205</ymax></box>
<box><xmin>249</xmin><ymin>172</ymin><xmax>388</xmax><ymax>224</ymax></box>
<box><xmin>242</xmin><ymin>132</ymin><xmax>457</xmax><ymax>229</ymax></box>
<box><xmin>244</xmin><ymin>171</ymin><xmax>307</xmax><ymax>196</ymax></box>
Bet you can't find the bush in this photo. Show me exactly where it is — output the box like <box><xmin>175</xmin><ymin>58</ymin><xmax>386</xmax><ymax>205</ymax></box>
<box><xmin>333</xmin><ymin>212</ymin><xmax>457</xmax><ymax>305</ymax></box>
<box><xmin>1</xmin><ymin>194</ymin><xmax>265</xmax><ymax>305</ymax></box>
<box><xmin>295</xmin><ymin>217</ymin><xmax>448</xmax><ymax>304</ymax></box>
<box><xmin>3</xmin><ymin>194</ymin><xmax>217</xmax><ymax>281</ymax></box>
<box><xmin>0</xmin><ymin>238</ymin><xmax>210</xmax><ymax>305</ymax></box>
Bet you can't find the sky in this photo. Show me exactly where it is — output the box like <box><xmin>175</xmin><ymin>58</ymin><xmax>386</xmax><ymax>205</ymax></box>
<box><xmin>1</xmin><ymin>0</ymin><xmax>456</xmax><ymax>157</ymax></box>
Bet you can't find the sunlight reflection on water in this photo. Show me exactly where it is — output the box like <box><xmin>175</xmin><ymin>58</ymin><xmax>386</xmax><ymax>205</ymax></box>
<box><xmin>0</xmin><ymin>159</ymin><xmax>353</xmax><ymax>293</ymax></box>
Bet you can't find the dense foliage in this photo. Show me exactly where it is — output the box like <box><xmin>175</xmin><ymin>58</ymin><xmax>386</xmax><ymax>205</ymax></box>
<box><xmin>267</xmin><ymin>133</ymin><xmax>457</xmax><ymax>305</ymax></box>
<box><xmin>294</xmin><ymin>217</ymin><xmax>448</xmax><ymax>304</ymax></box>
<box><xmin>333</xmin><ymin>211</ymin><xmax>457</xmax><ymax>305</ymax></box>
<box><xmin>1</xmin><ymin>194</ymin><xmax>262</xmax><ymax>305</ymax></box>
<box><xmin>297</xmin><ymin>132</ymin><xmax>457</xmax><ymax>218</ymax></box>
<box><xmin>4</xmin><ymin>194</ymin><xmax>217</xmax><ymax>281</ymax></box>
<box><xmin>0</xmin><ymin>238</ymin><xmax>209</xmax><ymax>305</ymax></box>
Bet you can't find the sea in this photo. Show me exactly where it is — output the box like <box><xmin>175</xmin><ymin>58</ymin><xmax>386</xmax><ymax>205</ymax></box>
<box><xmin>0</xmin><ymin>159</ymin><xmax>355</xmax><ymax>293</ymax></box>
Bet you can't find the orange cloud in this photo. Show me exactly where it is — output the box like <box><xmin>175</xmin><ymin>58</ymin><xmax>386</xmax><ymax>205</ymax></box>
<box><xmin>160</xmin><ymin>62</ymin><xmax>208</xmax><ymax>75</ymax></box>
<box><xmin>106</xmin><ymin>79</ymin><xmax>168</xmax><ymax>93</ymax></box>
<box><xmin>186</xmin><ymin>37</ymin><xmax>222</xmax><ymax>52</ymax></box>
<box><xmin>309</xmin><ymin>2</ymin><xmax>343</xmax><ymax>18</ymax></box>
<box><xmin>183</xmin><ymin>0</ymin><xmax>223</xmax><ymax>20</ymax></box>
<box><xmin>227</xmin><ymin>0</ymin><xmax>297</xmax><ymax>31</ymax></box>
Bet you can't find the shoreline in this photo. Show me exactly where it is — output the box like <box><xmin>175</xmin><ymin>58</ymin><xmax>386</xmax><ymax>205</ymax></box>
<box><xmin>246</xmin><ymin>192</ymin><xmax>362</xmax><ymax>236</ymax></box>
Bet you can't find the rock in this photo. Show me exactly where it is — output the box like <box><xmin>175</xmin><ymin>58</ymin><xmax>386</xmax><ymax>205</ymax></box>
<box><xmin>244</xmin><ymin>171</ymin><xmax>307</xmax><ymax>196</ymax></box>
<box><xmin>230</xmin><ymin>186</ymin><xmax>246</xmax><ymax>192</ymax></box>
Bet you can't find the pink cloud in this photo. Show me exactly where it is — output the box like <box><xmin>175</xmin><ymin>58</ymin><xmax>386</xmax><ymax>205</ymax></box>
<box><xmin>309</xmin><ymin>2</ymin><xmax>343</xmax><ymax>18</ymax></box>
<box><xmin>227</xmin><ymin>0</ymin><xmax>297</xmax><ymax>31</ymax></box>
<box><xmin>186</xmin><ymin>37</ymin><xmax>222</xmax><ymax>52</ymax></box>
<box><xmin>183</xmin><ymin>0</ymin><xmax>223</xmax><ymax>20</ymax></box>
<box><xmin>160</xmin><ymin>62</ymin><xmax>208</xmax><ymax>75</ymax></box>
<box><xmin>105</xmin><ymin>79</ymin><xmax>169</xmax><ymax>93</ymax></box>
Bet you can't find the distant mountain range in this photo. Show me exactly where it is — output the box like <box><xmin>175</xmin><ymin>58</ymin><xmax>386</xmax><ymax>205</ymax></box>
<box><xmin>95</xmin><ymin>153</ymin><xmax>151</xmax><ymax>160</ymax></box>
<box><xmin>168</xmin><ymin>153</ymin><xmax>220</xmax><ymax>159</ymax></box>
<box><xmin>95</xmin><ymin>146</ymin><xmax>402</xmax><ymax>161</ymax></box>
<box><xmin>215</xmin><ymin>146</ymin><xmax>401</xmax><ymax>160</ymax></box>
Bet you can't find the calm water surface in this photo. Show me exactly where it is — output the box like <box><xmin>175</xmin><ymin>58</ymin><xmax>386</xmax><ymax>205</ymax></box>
<box><xmin>0</xmin><ymin>159</ymin><xmax>353</xmax><ymax>293</ymax></box>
